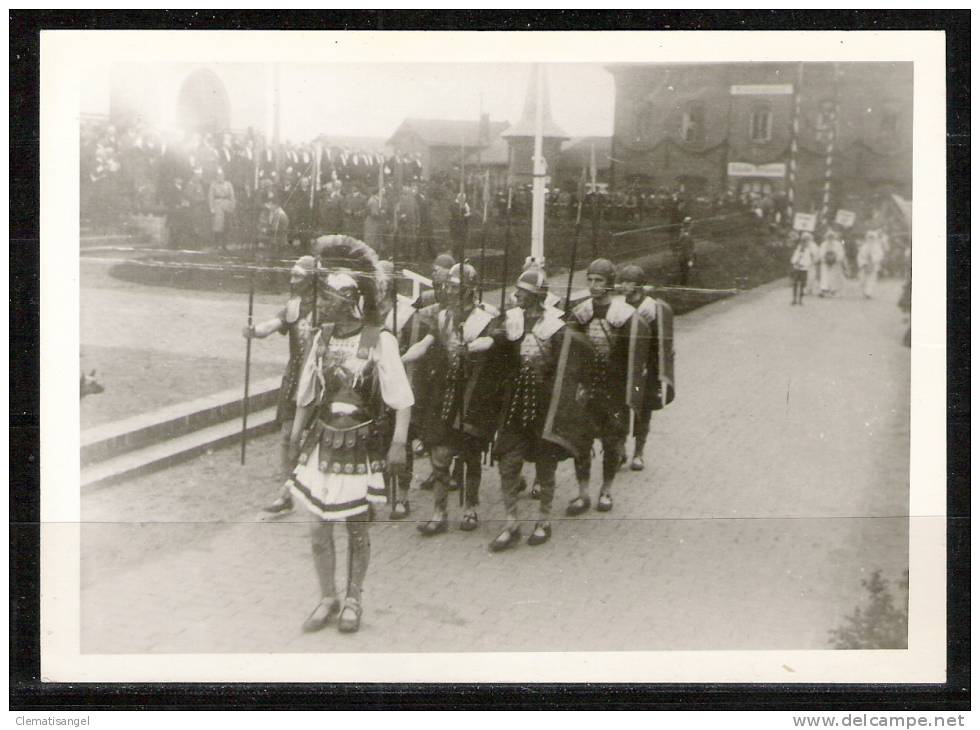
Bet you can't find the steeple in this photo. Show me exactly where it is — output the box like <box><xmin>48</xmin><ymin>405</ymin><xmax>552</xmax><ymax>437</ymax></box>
<box><xmin>502</xmin><ymin>64</ymin><xmax>569</xmax><ymax>140</ymax></box>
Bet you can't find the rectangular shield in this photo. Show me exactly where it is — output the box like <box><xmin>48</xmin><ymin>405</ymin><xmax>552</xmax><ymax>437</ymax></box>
<box><xmin>542</xmin><ymin>328</ymin><xmax>595</xmax><ymax>460</ymax></box>
<box><xmin>626</xmin><ymin>312</ymin><xmax>652</xmax><ymax>410</ymax></box>
<box><xmin>649</xmin><ymin>300</ymin><xmax>675</xmax><ymax>410</ymax></box>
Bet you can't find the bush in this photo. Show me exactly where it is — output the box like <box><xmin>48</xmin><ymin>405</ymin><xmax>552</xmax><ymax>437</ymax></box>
<box><xmin>828</xmin><ymin>570</ymin><xmax>909</xmax><ymax>649</ymax></box>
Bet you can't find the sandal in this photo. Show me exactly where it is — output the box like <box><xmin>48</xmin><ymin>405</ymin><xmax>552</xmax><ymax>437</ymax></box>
<box><xmin>390</xmin><ymin>500</ymin><xmax>410</xmax><ymax>520</ymax></box>
<box><xmin>338</xmin><ymin>596</ymin><xmax>362</xmax><ymax>633</ymax></box>
<box><xmin>565</xmin><ymin>496</ymin><xmax>591</xmax><ymax>516</ymax></box>
<box><xmin>417</xmin><ymin>517</ymin><xmax>448</xmax><ymax>536</ymax></box>
<box><xmin>527</xmin><ymin>521</ymin><xmax>552</xmax><ymax>547</ymax></box>
<box><xmin>530</xmin><ymin>483</ymin><xmax>542</xmax><ymax>500</ymax></box>
<box><xmin>489</xmin><ymin>525</ymin><xmax>522</xmax><ymax>552</ymax></box>
<box><xmin>301</xmin><ymin>597</ymin><xmax>341</xmax><ymax>634</ymax></box>
<box><xmin>459</xmin><ymin>511</ymin><xmax>479</xmax><ymax>532</ymax></box>
<box><xmin>596</xmin><ymin>492</ymin><xmax>613</xmax><ymax>512</ymax></box>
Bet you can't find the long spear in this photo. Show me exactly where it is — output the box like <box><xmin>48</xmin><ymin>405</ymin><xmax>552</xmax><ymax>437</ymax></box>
<box><xmin>499</xmin><ymin>186</ymin><xmax>512</xmax><ymax>312</ymax></box>
<box><xmin>240</xmin><ymin>267</ymin><xmax>255</xmax><ymax>465</ymax></box>
<box><xmin>388</xmin><ymin>227</ymin><xmax>398</xmax><ymax>506</ymax></box>
<box><xmin>566</xmin><ymin>167</ymin><xmax>586</xmax><ymax>314</ymax></box>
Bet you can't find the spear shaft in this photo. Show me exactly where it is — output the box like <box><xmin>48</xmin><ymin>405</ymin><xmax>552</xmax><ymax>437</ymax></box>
<box><xmin>240</xmin><ymin>269</ymin><xmax>255</xmax><ymax>465</ymax></box>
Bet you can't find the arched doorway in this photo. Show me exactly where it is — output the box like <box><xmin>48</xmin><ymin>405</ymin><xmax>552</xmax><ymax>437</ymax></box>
<box><xmin>176</xmin><ymin>69</ymin><xmax>231</xmax><ymax>135</ymax></box>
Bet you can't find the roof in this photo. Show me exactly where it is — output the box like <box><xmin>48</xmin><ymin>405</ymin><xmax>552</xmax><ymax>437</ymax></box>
<box><xmin>889</xmin><ymin>194</ymin><xmax>912</xmax><ymax>227</ymax></box>
<box><xmin>465</xmin><ymin>134</ymin><xmax>510</xmax><ymax>166</ymax></box>
<box><xmin>389</xmin><ymin>118</ymin><xmax>510</xmax><ymax>148</ymax></box>
<box><xmin>501</xmin><ymin>65</ymin><xmax>569</xmax><ymax>140</ymax></box>
<box><xmin>558</xmin><ymin>136</ymin><xmax>613</xmax><ymax>170</ymax></box>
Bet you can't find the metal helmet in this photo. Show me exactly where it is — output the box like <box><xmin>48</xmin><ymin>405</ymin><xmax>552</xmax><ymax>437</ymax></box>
<box><xmin>587</xmin><ymin>258</ymin><xmax>616</xmax><ymax>281</ymax></box>
<box><xmin>516</xmin><ymin>268</ymin><xmax>547</xmax><ymax>295</ymax></box>
<box><xmin>617</xmin><ymin>264</ymin><xmax>646</xmax><ymax>286</ymax></box>
<box><xmin>448</xmin><ymin>262</ymin><xmax>479</xmax><ymax>288</ymax></box>
<box><xmin>433</xmin><ymin>253</ymin><xmax>456</xmax><ymax>271</ymax></box>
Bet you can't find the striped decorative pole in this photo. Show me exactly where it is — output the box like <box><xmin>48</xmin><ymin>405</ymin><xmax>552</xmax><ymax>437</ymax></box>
<box><xmin>819</xmin><ymin>63</ymin><xmax>841</xmax><ymax>227</ymax></box>
<box><xmin>786</xmin><ymin>62</ymin><xmax>804</xmax><ymax>222</ymax></box>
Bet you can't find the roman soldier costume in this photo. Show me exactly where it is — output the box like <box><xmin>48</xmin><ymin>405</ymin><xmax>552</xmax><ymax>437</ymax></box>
<box><xmin>616</xmin><ymin>265</ymin><xmax>675</xmax><ymax>472</ymax></box>
<box><xmin>243</xmin><ymin>256</ymin><xmax>331</xmax><ymax>517</ymax></box>
<box><xmin>406</xmin><ymin>263</ymin><xmax>502</xmax><ymax>535</ymax></box>
<box><xmin>490</xmin><ymin>268</ymin><xmax>580</xmax><ymax>550</ymax></box>
<box><xmin>380</xmin><ymin>262</ymin><xmax>423</xmax><ymax>520</ymax></box>
<box><xmin>565</xmin><ymin>258</ymin><xmax>649</xmax><ymax>515</ymax></box>
<box><xmin>287</xmin><ymin>235</ymin><xmax>414</xmax><ymax>635</ymax></box>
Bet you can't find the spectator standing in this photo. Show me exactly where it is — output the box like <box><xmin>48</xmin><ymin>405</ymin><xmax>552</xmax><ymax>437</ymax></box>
<box><xmin>185</xmin><ymin>168</ymin><xmax>210</xmax><ymax>249</ymax></box>
<box><xmin>208</xmin><ymin>167</ymin><xmax>237</xmax><ymax>251</ymax></box>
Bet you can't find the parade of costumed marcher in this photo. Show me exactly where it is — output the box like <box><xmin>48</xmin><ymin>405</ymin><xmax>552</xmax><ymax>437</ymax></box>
<box><xmin>857</xmin><ymin>229</ymin><xmax>887</xmax><ymax>299</ymax></box>
<box><xmin>800</xmin><ymin>232</ymin><xmax>821</xmax><ymax>296</ymax></box>
<box><xmin>789</xmin><ymin>234</ymin><xmax>817</xmax><ymax>305</ymax></box>
<box><xmin>377</xmin><ymin>259</ymin><xmax>421</xmax><ymax>520</ymax></box>
<box><xmin>565</xmin><ymin>258</ymin><xmax>650</xmax><ymax>515</ymax></box>
<box><xmin>615</xmin><ymin>264</ymin><xmax>675</xmax><ymax>472</ymax></box>
<box><xmin>402</xmin><ymin>261</ymin><xmax>502</xmax><ymax>535</ymax></box>
<box><xmin>412</xmin><ymin>252</ymin><xmax>456</xmax><ymax>482</ymax></box>
<box><xmin>284</xmin><ymin>235</ymin><xmax>414</xmax><ymax>634</ymax></box>
<box><xmin>241</xmin><ymin>254</ymin><xmax>332</xmax><ymax>517</ymax></box>
<box><xmin>488</xmin><ymin>267</ymin><xmax>583</xmax><ymax>550</ymax></box>
<box><xmin>818</xmin><ymin>228</ymin><xmax>846</xmax><ymax>297</ymax></box>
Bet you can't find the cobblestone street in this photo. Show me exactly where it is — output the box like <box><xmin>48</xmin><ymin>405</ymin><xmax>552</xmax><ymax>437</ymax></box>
<box><xmin>80</xmin><ymin>276</ymin><xmax>911</xmax><ymax>654</ymax></box>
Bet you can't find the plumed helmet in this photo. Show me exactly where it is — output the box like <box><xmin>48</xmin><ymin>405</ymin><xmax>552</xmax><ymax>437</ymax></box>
<box><xmin>516</xmin><ymin>268</ymin><xmax>547</xmax><ymax>295</ymax></box>
<box><xmin>311</xmin><ymin>235</ymin><xmax>388</xmax><ymax>324</ymax></box>
<box><xmin>587</xmin><ymin>258</ymin><xmax>616</xmax><ymax>281</ymax></box>
<box><xmin>617</xmin><ymin>264</ymin><xmax>646</xmax><ymax>286</ymax></box>
<box><xmin>448</xmin><ymin>262</ymin><xmax>478</xmax><ymax>287</ymax></box>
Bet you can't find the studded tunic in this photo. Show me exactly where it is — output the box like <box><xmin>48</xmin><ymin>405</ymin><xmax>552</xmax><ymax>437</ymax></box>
<box><xmin>289</xmin><ymin>326</ymin><xmax>414</xmax><ymax>521</ymax></box>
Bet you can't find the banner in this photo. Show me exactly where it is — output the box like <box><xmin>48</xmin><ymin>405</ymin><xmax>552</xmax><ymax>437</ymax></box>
<box><xmin>835</xmin><ymin>209</ymin><xmax>856</xmax><ymax>228</ymax></box>
<box><xmin>793</xmin><ymin>212</ymin><xmax>817</xmax><ymax>232</ymax></box>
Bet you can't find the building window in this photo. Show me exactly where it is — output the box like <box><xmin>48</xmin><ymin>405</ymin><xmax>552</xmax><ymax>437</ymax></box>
<box><xmin>681</xmin><ymin>101</ymin><xmax>705</xmax><ymax>144</ymax></box>
<box><xmin>632</xmin><ymin>99</ymin><xmax>654</xmax><ymax>142</ymax></box>
<box><xmin>750</xmin><ymin>104</ymin><xmax>772</xmax><ymax>143</ymax></box>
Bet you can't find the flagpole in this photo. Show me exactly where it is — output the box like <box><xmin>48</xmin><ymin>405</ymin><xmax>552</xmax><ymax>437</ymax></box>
<box><xmin>530</xmin><ymin>63</ymin><xmax>546</xmax><ymax>265</ymax></box>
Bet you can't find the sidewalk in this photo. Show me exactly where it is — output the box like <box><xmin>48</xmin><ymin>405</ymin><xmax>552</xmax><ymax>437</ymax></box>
<box><xmin>80</xmin><ymin>276</ymin><xmax>910</xmax><ymax>654</ymax></box>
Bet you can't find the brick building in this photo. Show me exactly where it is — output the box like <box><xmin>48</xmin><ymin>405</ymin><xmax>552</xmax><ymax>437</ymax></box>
<box><xmin>387</xmin><ymin>116</ymin><xmax>510</xmax><ymax>183</ymax></box>
<box><xmin>607</xmin><ymin>63</ymin><xmax>912</xmax><ymax>213</ymax></box>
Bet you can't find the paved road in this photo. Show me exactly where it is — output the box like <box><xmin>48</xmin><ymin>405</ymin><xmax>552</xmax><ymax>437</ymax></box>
<box><xmin>80</xmin><ymin>277</ymin><xmax>910</xmax><ymax>654</ymax></box>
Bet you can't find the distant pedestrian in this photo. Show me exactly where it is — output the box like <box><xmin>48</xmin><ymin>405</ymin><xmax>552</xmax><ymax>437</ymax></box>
<box><xmin>857</xmin><ymin>230</ymin><xmax>886</xmax><ymax>299</ymax></box>
<box><xmin>818</xmin><ymin>230</ymin><xmax>846</xmax><ymax>297</ymax></box>
<box><xmin>789</xmin><ymin>234</ymin><xmax>816</xmax><ymax>305</ymax></box>
<box><xmin>674</xmin><ymin>217</ymin><xmax>695</xmax><ymax>285</ymax></box>
<box><xmin>800</xmin><ymin>232</ymin><xmax>820</xmax><ymax>295</ymax></box>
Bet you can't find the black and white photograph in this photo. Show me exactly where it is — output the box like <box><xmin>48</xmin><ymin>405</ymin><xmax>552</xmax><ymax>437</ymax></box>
<box><xmin>36</xmin><ymin>28</ymin><xmax>948</xmax><ymax>685</ymax></box>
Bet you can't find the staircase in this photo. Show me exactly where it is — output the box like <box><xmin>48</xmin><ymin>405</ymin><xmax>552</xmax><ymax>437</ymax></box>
<box><xmin>81</xmin><ymin>377</ymin><xmax>281</xmax><ymax>489</ymax></box>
